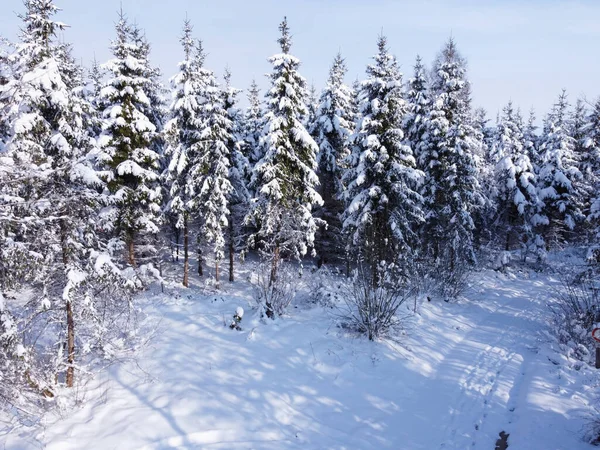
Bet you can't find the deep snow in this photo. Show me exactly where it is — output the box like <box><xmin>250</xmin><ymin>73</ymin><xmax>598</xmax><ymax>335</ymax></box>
<box><xmin>2</xmin><ymin>262</ymin><xmax>599</xmax><ymax>449</ymax></box>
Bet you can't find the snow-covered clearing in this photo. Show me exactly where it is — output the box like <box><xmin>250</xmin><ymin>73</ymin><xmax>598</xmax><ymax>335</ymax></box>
<box><xmin>3</xmin><ymin>266</ymin><xmax>598</xmax><ymax>449</ymax></box>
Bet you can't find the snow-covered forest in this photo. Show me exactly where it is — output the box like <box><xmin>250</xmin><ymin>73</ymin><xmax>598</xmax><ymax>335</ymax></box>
<box><xmin>2</xmin><ymin>1</ymin><xmax>600</xmax><ymax>449</ymax></box>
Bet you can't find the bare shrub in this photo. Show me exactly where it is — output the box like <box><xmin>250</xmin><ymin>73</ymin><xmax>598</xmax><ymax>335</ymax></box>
<box><xmin>251</xmin><ymin>259</ymin><xmax>299</xmax><ymax>318</ymax></box>
<box><xmin>413</xmin><ymin>259</ymin><xmax>471</xmax><ymax>302</ymax></box>
<box><xmin>549</xmin><ymin>275</ymin><xmax>600</xmax><ymax>361</ymax></box>
<box><xmin>433</xmin><ymin>262</ymin><xmax>472</xmax><ymax>301</ymax></box>
<box><xmin>302</xmin><ymin>265</ymin><xmax>343</xmax><ymax>308</ymax></box>
<box><xmin>342</xmin><ymin>265</ymin><xmax>412</xmax><ymax>340</ymax></box>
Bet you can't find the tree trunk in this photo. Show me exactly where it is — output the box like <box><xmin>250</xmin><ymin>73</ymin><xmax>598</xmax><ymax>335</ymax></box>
<box><xmin>269</xmin><ymin>244</ymin><xmax>280</xmax><ymax>287</ymax></box>
<box><xmin>60</xmin><ymin>220</ymin><xmax>69</xmax><ymax>266</ymax></box>
<box><xmin>229</xmin><ymin>239</ymin><xmax>234</xmax><ymax>283</ymax></box>
<box><xmin>175</xmin><ymin>229</ymin><xmax>180</xmax><ymax>262</ymax></box>
<box><xmin>66</xmin><ymin>299</ymin><xmax>75</xmax><ymax>387</ymax></box>
<box><xmin>60</xmin><ymin>219</ymin><xmax>76</xmax><ymax>388</ymax></box>
<box><xmin>197</xmin><ymin>247</ymin><xmax>203</xmax><ymax>276</ymax></box>
<box><xmin>128</xmin><ymin>233</ymin><xmax>136</xmax><ymax>267</ymax></box>
<box><xmin>266</xmin><ymin>245</ymin><xmax>280</xmax><ymax>319</ymax></box>
<box><xmin>183</xmin><ymin>216</ymin><xmax>189</xmax><ymax>287</ymax></box>
<box><xmin>215</xmin><ymin>260</ymin><xmax>220</xmax><ymax>285</ymax></box>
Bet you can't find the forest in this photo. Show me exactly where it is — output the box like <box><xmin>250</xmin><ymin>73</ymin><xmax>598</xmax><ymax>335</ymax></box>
<box><xmin>1</xmin><ymin>1</ymin><xmax>600</xmax><ymax>448</ymax></box>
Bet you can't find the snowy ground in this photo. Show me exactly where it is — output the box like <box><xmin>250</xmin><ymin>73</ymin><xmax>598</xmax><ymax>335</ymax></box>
<box><xmin>2</xmin><ymin>260</ymin><xmax>599</xmax><ymax>449</ymax></box>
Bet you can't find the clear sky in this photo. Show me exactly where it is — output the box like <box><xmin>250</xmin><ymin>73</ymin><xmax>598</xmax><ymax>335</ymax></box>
<box><xmin>1</xmin><ymin>0</ymin><xmax>599</xmax><ymax>120</ymax></box>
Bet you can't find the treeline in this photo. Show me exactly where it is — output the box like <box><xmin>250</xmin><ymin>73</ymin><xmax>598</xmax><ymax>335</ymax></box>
<box><xmin>0</xmin><ymin>0</ymin><xmax>599</xmax><ymax>406</ymax></box>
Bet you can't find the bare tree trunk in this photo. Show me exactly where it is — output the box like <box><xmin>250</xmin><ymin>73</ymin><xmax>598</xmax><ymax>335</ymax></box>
<box><xmin>229</xmin><ymin>218</ymin><xmax>235</xmax><ymax>282</ymax></box>
<box><xmin>60</xmin><ymin>219</ymin><xmax>76</xmax><ymax>387</ymax></box>
<box><xmin>128</xmin><ymin>232</ymin><xmax>136</xmax><ymax>267</ymax></box>
<box><xmin>66</xmin><ymin>299</ymin><xmax>75</xmax><ymax>387</ymax></box>
<box><xmin>229</xmin><ymin>240</ymin><xmax>234</xmax><ymax>283</ymax></box>
<box><xmin>269</xmin><ymin>244</ymin><xmax>280</xmax><ymax>287</ymax></box>
<box><xmin>183</xmin><ymin>215</ymin><xmax>189</xmax><ymax>287</ymax></box>
<box><xmin>175</xmin><ymin>230</ymin><xmax>180</xmax><ymax>262</ymax></box>
<box><xmin>266</xmin><ymin>245</ymin><xmax>280</xmax><ymax>319</ymax></box>
<box><xmin>215</xmin><ymin>260</ymin><xmax>220</xmax><ymax>285</ymax></box>
<box><xmin>197</xmin><ymin>247</ymin><xmax>203</xmax><ymax>276</ymax></box>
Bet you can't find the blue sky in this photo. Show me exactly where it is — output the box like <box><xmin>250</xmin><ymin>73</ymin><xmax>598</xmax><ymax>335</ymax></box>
<box><xmin>1</xmin><ymin>0</ymin><xmax>599</xmax><ymax>120</ymax></box>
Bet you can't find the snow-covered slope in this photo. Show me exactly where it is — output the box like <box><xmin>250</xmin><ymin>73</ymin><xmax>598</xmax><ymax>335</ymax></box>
<box><xmin>3</xmin><ymin>268</ymin><xmax>598</xmax><ymax>449</ymax></box>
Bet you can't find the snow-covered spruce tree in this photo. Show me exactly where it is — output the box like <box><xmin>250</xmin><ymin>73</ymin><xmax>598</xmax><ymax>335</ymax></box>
<box><xmin>0</xmin><ymin>0</ymin><xmax>135</xmax><ymax>392</ymax></box>
<box><xmin>222</xmin><ymin>68</ymin><xmax>250</xmax><ymax>282</ymax></box>
<box><xmin>85</xmin><ymin>56</ymin><xmax>104</xmax><ymax>137</ymax></box>
<box><xmin>128</xmin><ymin>23</ymin><xmax>166</xmax><ymax>267</ymax></box>
<box><xmin>523</xmin><ymin>109</ymin><xmax>540</xmax><ymax>168</ymax></box>
<box><xmin>570</xmin><ymin>98</ymin><xmax>594</xmax><ymax>219</ymax></box>
<box><xmin>306</xmin><ymin>83</ymin><xmax>319</xmax><ymax>131</ymax></box>
<box><xmin>470</xmin><ymin>107</ymin><xmax>496</xmax><ymax>247</ymax></box>
<box><xmin>311</xmin><ymin>52</ymin><xmax>354</xmax><ymax>266</ymax></box>
<box><xmin>342</xmin><ymin>36</ymin><xmax>423</xmax><ymax>282</ymax></box>
<box><xmin>192</xmin><ymin>48</ymin><xmax>232</xmax><ymax>284</ymax></box>
<box><xmin>584</xmin><ymin>98</ymin><xmax>600</xmax><ymax>251</ymax></box>
<box><xmin>536</xmin><ymin>90</ymin><xmax>584</xmax><ymax>247</ymax></box>
<box><xmin>419</xmin><ymin>39</ymin><xmax>483</xmax><ymax>271</ymax></box>
<box><xmin>243</xmin><ymin>79</ymin><xmax>263</xmax><ymax>168</ymax></box>
<box><xmin>245</xmin><ymin>17</ymin><xmax>323</xmax><ymax>315</ymax></box>
<box><xmin>491</xmin><ymin>101</ymin><xmax>538</xmax><ymax>252</ymax></box>
<box><xmin>97</xmin><ymin>11</ymin><xmax>162</xmax><ymax>267</ymax></box>
<box><xmin>163</xmin><ymin>20</ymin><xmax>205</xmax><ymax>287</ymax></box>
<box><xmin>404</xmin><ymin>55</ymin><xmax>430</xmax><ymax>167</ymax></box>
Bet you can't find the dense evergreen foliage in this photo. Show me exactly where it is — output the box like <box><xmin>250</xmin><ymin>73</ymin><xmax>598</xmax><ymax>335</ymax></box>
<box><xmin>1</xmin><ymin>0</ymin><xmax>600</xmax><ymax>413</ymax></box>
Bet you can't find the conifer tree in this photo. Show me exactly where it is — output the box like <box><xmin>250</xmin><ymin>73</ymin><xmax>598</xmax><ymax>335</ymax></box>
<box><xmin>0</xmin><ymin>0</ymin><xmax>133</xmax><ymax>391</ymax></box>
<box><xmin>222</xmin><ymin>68</ymin><xmax>250</xmax><ymax>282</ymax></box>
<box><xmin>97</xmin><ymin>11</ymin><xmax>162</xmax><ymax>267</ymax></box>
<box><xmin>245</xmin><ymin>17</ymin><xmax>323</xmax><ymax>312</ymax></box>
<box><xmin>584</xmin><ymin>99</ymin><xmax>600</xmax><ymax>244</ymax></box>
<box><xmin>404</xmin><ymin>55</ymin><xmax>430</xmax><ymax>166</ymax></box>
<box><xmin>570</xmin><ymin>98</ymin><xmax>593</xmax><ymax>217</ymax></box>
<box><xmin>164</xmin><ymin>20</ymin><xmax>204</xmax><ymax>287</ymax></box>
<box><xmin>420</xmin><ymin>39</ymin><xmax>482</xmax><ymax>270</ymax></box>
<box><xmin>471</xmin><ymin>107</ymin><xmax>496</xmax><ymax>246</ymax></box>
<box><xmin>492</xmin><ymin>101</ymin><xmax>538</xmax><ymax>251</ymax></box>
<box><xmin>523</xmin><ymin>109</ymin><xmax>540</xmax><ymax>167</ymax></box>
<box><xmin>536</xmin><ymin>90</ymin><xmax>583</xmax><ymax>246</ymax></box>
<box><xmin>311</xmin><ymin>53</ymin><xmax>354</xmax><ymax>265</ymax></box>
<box><xmin>192</xmin><ymin>51</ymin><xmax>232</xmax><ymax>284</ymax></box>
<box><xmin>342</xmin><ymin>36</ymin><xmax>423</xmax><ymax>280</ymax></box>
<box><xmin>243</xmin><ymin>79</ymin><xmax>263</xmax><ymax>168</ymax></box>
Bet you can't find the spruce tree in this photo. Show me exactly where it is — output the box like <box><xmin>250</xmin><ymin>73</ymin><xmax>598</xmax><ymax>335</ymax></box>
<box><xmin>491</xmin><ymin>101</ymin><xmax>538</xmax><ymax>251</ymax></box>
<box><xmin>192</xmin><ymin>50</ymin><xmax>232</xmax><ymax>284</ymax></box>
<box><xmin>164</xmin><ymin>20</ymin><xmax>204</xmax><ymax>287</ymax></box>
<box><xmin>311</xmin><ymin>53</ymin><xmax>354</xmax><ymax>265</ymax></box>
<box><xmin>523</xmin><ymin>109</ymin><xmax>540</xmax><ymax>167</ymax></box>
<box><xmin>571</xmin><ymin>98</ymin><xmax>593</xmax><ymax>218</ymax></box>
<box><xmin>306</xmin><ymin>82</ymin><xmax>319</xmax><ymax>131</ymax></box>
<box><xmin>222</xmin><ymin>68</ymin><xmax>250</xmax><ymax>282</ymax></box>
<box><xmin>0</xmin><ymin>0</ymin><xmax>133</xmax><ymax>391</ymax></box>
<box><xmin>342</xmin><ymin>36</ymin><xmax>423</xmax><ymax>281</ymax></box>
<box><xmin>97</xmin><ymin>11</ymin><xmax>162</xmax><ymax>267</ymax></box>
<box><xmin>243</xmin><ymin>79</ymin><xmax>263</xmax><ymax>168</ymax></box>
<box><xmin>404</xmin><ymin>55</ymin><xmax>430</xmax><ymax>167</ymax></box>
<box><xmin>584</xmin><ymin>99</ymin><xmax>600</xmax><ymax>246</ymax></box>
<box><xmin>420</xmin><ymin>39</ymin><xmax>482</xmax><ymax>270</ymax></box>
<box><xmin>536</xmin><ymin>90</ymin><xmax>583</xmax><ymax>246</ymax></box>
<box><xmin>245</xmin><ymin>17</ymin><xmax>323</xmax><ymax>313</ymax></box>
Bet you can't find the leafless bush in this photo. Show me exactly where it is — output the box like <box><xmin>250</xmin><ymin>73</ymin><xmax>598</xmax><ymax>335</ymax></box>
<box><xmin>433</xmin><ymin>262</ymin><xmax>472</xmax><ymax>301</ymax></box>
<box><xmin>342</xmin><ymin>266</ymin><xmax>412</xmax><ymax>340</ymax></box>
<box><xmin>302</xmin><ymin>265</ymin><xmax>343</xmax><ymax>308</ymax></box>
<box><xmin>549</xmin><ymin>275</ymin><xmax>600</xmax><ymax>361</ymax></box>
<box><xmin>412</xmin><ymin>259</ymin><xmax>471</xmax><ymax>302</ymax></box>
<box><xmin>251</xmin><ymin>259</ymin><xmax>299</xmax><ymax>318</ymax></box>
